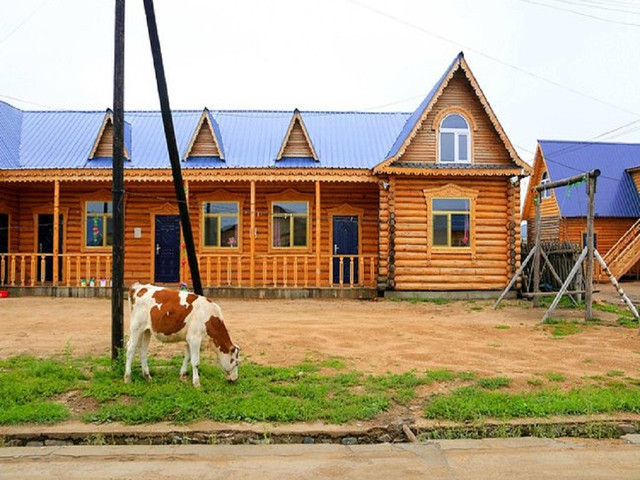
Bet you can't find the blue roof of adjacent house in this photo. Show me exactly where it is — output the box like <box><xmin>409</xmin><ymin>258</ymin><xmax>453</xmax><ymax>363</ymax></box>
<box><xmin>2</xmin><ymin>105</ymin><xmax>410</xmax><ymax>170</ymax></box>
<box><xmin>539</xmin><ymin>140</ymin><xmax>640</xmax><ymax>218</ymax></box>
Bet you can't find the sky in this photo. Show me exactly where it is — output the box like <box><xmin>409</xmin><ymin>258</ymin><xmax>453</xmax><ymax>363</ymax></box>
<box><xmin>1</xmin><ymin>0</ymin><xmax>640</xmax><ymax>166</ymax></box>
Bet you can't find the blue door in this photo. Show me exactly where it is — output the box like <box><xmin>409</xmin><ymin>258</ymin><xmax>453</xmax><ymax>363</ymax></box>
<box><xmin>332</xmin><ymin>215</ymin><xmax>359</xmax><ymax>284</ymax></box>
<box><xmin>37</xmin><ymin>214</ymin><xmax>64</xmax><ymax>283</ymax></box>
<box><xmin>155</xmin><ymin>215</ymin><xmax>181</xmax><ymax>283</ymax></box>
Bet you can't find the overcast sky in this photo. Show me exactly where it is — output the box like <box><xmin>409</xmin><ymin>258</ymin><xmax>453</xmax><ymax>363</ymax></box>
<box><xmin>1</xmin><ymin>0</ymin><xmax>639</xmax><ymax>165</ymax></box>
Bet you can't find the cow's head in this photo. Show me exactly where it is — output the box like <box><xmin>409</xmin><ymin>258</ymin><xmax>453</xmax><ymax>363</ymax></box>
<box><xmin>218</xmin><ymin>344</ymin><xmax>241</xmax><ymax>382</ymax></box>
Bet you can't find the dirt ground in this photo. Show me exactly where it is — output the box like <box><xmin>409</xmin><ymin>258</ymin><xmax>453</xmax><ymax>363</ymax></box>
<box><xmin>1</xmin><ymin>282</ymin><xmax>639</xmax><ymax>385</ymax></box>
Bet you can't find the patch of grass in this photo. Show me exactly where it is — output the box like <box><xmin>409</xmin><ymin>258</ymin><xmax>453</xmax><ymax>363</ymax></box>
<box><xmin>0</xmin><ymin>356</ymin><xmax>86</xmax><ymax>424</ymax></box>
<box><xmin>527</xmin><ymin>378</ymin><xmax>544</xmax><ymax>387</ymax></box>
<box><xmin>404</xmin><ymin>297</ymin><xmax>450</xmax><ymax>305</ymax></box>
<box><xmin>457</xmin><ymin>371</ymin><xmax>477</xmax><ymax>381</ymax></box>
<box><xmin>476</xmin><ymin>377</ymin><xmax>512</xmax><ymax>390</ymax></box>
<box><xmin>545</xmin><ymin>318</ymin><xmax>583</xmax><ymax>337</ymax></box>
<box><xmin>606</xmin><ymin>370</ymin><xmax>625</xmax><ymax>378</ymax></box>
<box><xmin>539</xmin><ymin>296</ymin><xmax>584</xmax><ymax>310</ymax></box>
<box><xmin>321</xmin><ymin>358</ymin><xmax>347</xmax><ymax>370</ymax></box>
<box><xmin>617</xmin><ymin>316</ymin><xmax>639</xmax><ymax>328</ymax></box>
<box><xmin>494</xmin><ymin>324</ymin><xmax>510</xmax><ymax>330</ymax></box>
<box><xmin>425</xmin><ymin>369</ymin><xmax>457</xmax><ymax>382</ymax></box>
<box><xmin>593</xmin><ymin>303</ymin><xmax>630</xmax><ymax>316</ymax></box>
<box><xmin>545</xmin><ymin>372</ymin><xmax>566</xmax><ymax>383</ymax></box>
<box><xmin>424</xmin><ymin>385</ymin><xmax>640</xmax><ymax>421</ymax></box>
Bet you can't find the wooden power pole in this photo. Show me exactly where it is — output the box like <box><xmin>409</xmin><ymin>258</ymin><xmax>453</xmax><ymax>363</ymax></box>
<box><xmin>111</xmin><ymin>0</ymin><xmax>125</xmax><ymax>360</ymax></box>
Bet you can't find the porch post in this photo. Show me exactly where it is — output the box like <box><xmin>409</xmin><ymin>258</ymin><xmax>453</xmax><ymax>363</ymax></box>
<box><xmin>180</xmin><ymin>179</ymin><xmax>189</xmax><ymax>285</ymax></box>
<box><xmin>250</xmin><ymin>180</ymin><xmax>256</xmax><ymax>287</ymax></box>
<box><xmin>53</xmin><ymin>179</ymin><xmax>60</xmax><ymax>286</ymax></box>
<box><xmin>315</xmin><ymin>180</ymin><xmax>321</xmax><ymax>287</ymax></box>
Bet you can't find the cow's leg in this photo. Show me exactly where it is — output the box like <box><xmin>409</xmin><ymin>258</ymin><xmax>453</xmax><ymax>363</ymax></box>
<box><xmin>139</xmin><ymin>329</ymin><xmax>152</xmax><ymax>381</ymax></box>
<box><xmin>187</xmin><ymin>336</ymin><xmax>202</xmax><ymax>388</ymax></box>
<box><xmin>180</xmin><ymin>344</ymin><xmax>191</xmax><ymax>382</ymax></box>
<box><xmin>124</xmin><ymin>325</ymin><xmax>143</xmax><ymax>383</ymax></box>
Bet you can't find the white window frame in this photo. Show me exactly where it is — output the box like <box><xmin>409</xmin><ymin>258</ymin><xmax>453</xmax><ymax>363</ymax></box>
<box><xmin>540</xmin><ymin>171</ymin><xmax>551</xmax><ymax>199</ymax></box>
<box><xmin>439</xmin><ymin>114</ymin><xmax>471</xmax><ymax>164</ymax></box>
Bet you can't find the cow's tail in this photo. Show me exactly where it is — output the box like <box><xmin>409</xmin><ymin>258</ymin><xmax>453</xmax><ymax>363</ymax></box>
<box><xmin>128</xmin><ymin>281</ymin><xmax>142</xmax><ymax>317</ymax></box>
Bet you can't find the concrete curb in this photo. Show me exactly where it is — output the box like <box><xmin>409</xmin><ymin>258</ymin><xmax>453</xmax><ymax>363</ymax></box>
<box><xmin>2</xmin><ymin>415</ymin><xmax>639</xmax><ymax>447</ymax></box>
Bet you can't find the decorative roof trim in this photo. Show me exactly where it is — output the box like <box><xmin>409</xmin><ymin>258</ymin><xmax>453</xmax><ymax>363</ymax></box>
<box><xmin>88</xmin><ymin>110</ymin><xmax>130</xmax><ymax>160</ymax></box>
<box><xmin>0</xmin><ymin>168</ymin><xmax>377</xmax><ymax>183</ymax></box>
<box><xmin>275</xmin><ymin>109</ymin><xmax>319</xmax><ymax>161</ymax></box>
<box><xmin>182</xmin><ymin>107</ymin><xmax>225</xmax><ymax>160</ymax></box>
<box><xmin>521</xmin><ymin>142</ymin><xmax>561</xmax><ymax>220</ymax></box>
<box><xmin>379</xmin><ymin>166</ymin><xmax>522</xmax><ymax>177</ymax></box>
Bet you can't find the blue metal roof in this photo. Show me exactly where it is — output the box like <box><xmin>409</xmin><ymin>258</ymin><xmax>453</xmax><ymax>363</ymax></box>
<box><xmin>0</xmin><ymin>100</ymin><xmax>23</xmax><ymax>169</ymax></box>
<box><xmin>5</xmin><ymin>108</ymin><xmax>410</xmax><ymax>170</ymax></box>
<box><xmin>386</xmin><ymin>53</ymin><xmax>463</xmax><ymax>159</ymax></box>
<box><xmin>539</xmin><ymin>140</ymin><xmax>640</xmax><ymax>218</ymax></box>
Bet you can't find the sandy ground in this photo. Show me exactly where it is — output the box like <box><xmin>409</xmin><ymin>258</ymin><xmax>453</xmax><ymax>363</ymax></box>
<box><xmin>1</xmin><ymin>281</ymin><xmax>639</xmax><ymax>385</ymax></box>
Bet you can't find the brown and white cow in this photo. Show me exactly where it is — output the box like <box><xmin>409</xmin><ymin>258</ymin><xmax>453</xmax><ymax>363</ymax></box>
<box><xmin>124</xmin><ymin>283</ymin><xmax>240</xmax><ymax>387</ymax></box>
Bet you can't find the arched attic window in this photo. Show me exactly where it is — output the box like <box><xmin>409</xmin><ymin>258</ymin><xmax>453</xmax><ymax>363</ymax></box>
<box><xmin>439</xmin><ymin>114</ymin><xmax>470</xmax><ymax>164</ymax></box>
<box><xmin>540</xmin><ymin>171</ymin><xmax>551</xmax><ymax>199</ymax></box>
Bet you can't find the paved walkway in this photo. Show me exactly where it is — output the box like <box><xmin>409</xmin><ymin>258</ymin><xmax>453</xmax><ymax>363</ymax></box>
<box><xmin>2</xmin><ymin>436</ymin><xmax>639</xmax><ymax>480</ymax></box>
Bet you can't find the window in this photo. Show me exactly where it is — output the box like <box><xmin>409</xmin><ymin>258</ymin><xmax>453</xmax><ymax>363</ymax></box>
<box><xmin>86</xmin><ymin>201</ymin><xmax>113</xmax><ymax>247</ymax></box>
<box><xmin>540</xmin><ymin>171</ymin><xmax>551</xmax><ymax>199</ymax></box>
<box><xmin>202</xmin><ymin>202</ymin><xmax>239</xmax><ymax>248</ymax></box>
<box><xmin>432</xmin><ymin>198</ymin><xmax>471</xmax><ymax>248</ymax></box>
<box><xmin>439</xmin><ymin>114</ymin><xmax>470</xmax><ymax>163</ymax></box>
<box><xmin>582</xmin><ymin>232</ymin><xmax>597</xmax><ymax>249</ymax></box>
<box><xmin>272</xmin><ymin>201</ymin><xmax>308</xmax><ymax>248</ymax></box>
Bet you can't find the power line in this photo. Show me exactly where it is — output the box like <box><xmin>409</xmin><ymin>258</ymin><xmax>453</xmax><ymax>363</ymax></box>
<box><xmin>544</xmin><ymin>0</ymin><xmax>640</xmax><ymax>15</ymax></box>
<box><xmin>517</xmin><ymin>0</ymin><xmax>640</xmax><ymax>25</ymax></box>
<box><xmin>0</xmin><ymin>0</ymin><xmax>54</xmax><ymax>50</ymax></box>
<box><xmin>344</xmin><ymin>0</ymin><xmax>640</xmax><ymax>117</ymax></box>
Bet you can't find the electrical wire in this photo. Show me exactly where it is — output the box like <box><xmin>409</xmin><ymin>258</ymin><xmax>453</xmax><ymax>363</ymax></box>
<box><xmin>517</xmin><ymin>0</ymin><xmax>640</xmax><ymax>25</ymax></box>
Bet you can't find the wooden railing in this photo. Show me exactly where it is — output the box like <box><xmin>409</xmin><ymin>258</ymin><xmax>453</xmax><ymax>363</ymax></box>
<box><xmin>599</xmin><ymin>218</ymin><xmax>640</xmax><ymax>280</ymax></box>
<box><xmin>197</xmin><ymin>254</ymin><xmax>378</xmax><ymax>288</ymax></box>
<box><xmin>0</xmin><ymin>252</ymin><xmax>378</xmax><ymax>289</ymax></box>
<box><xmin>0</xmin><ymin>253</ymin><xmax>112</xmax><ymax>287</ymax></box>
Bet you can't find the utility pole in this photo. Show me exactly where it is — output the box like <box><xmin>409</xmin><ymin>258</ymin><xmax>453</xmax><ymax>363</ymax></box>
<box><xmin>111</xmin><ymin>0</ymin><xmax>126</xmax><ymax>360</ymax></box>
<box><xmin>143</xmin><ymin>0</ymin><xmax>203</xmax><ymax>295</ymax></box>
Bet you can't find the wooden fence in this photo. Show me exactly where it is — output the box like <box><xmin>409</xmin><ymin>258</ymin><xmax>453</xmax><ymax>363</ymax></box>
<box><xmin>521</xmin><ymin>241</ymin><xmax>584</xmax><ymax>293</ymax></box>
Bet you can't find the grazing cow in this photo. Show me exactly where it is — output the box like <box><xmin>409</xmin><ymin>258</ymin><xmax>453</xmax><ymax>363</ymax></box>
<box><xmin>124</xmin><ymin>283</ymin><xmax>240</xmax><ymax>387</ymax></box>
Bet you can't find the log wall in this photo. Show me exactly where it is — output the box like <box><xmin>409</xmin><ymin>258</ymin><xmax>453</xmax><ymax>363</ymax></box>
<box><xmin>392</xmin><ymin>176</ymin><xmax>513</xmax><ymax>290</ymax></box>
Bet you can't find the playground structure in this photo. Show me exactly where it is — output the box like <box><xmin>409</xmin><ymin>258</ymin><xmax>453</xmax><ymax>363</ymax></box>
<box><xmin>495</xmin><ymin>169</ymin><xmax>640</xmax><ymax>326</ymax></box>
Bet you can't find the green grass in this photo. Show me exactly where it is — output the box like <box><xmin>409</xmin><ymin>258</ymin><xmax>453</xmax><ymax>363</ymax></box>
<box><xmin>0</xmin><ymin>356</ymin><xmax>86</xmax><ymax>424</ymax></box>
<box><xmin>476</xmin><ymin>376</ymin><xmax>512</xmax><ymax>390</ymax></box>
<box><xmin>494</xmin><ymin>324</ymin><xmax>510</xmax><ymax>330</ymax></box>
<box><xmin>424</xmin><ymin>385</ymin><xmax>640</xmax><ymax>421</ymax></box>
<box><xmin>545</xmin><ymin>372</ymin><xmax>566</xmax><ymax>383</ymax></box>
<box><xmin>617</xmin><ymin>316</ymin><xmax>639</xmax><ymax>328</ymax></box>
<box><xmin>5</xmin><ymin>355</ymin><xmax>640</xmax><ymax>426</ymax></box>
<box><xmin>544</xmin><ymin>318</ymin><xmax>583</xmax><ymax>337</ymax></box>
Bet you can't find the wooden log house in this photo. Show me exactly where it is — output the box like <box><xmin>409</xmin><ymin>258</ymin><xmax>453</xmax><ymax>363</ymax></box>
<box><xmin>522</xmin><ymin>140</ymin><xmax>640</xmax><ymax>280</ymax></box>
<box><xmin>0</xmin><ymin>53</ymin><xmax>531</xmax><ymax>296</ymax></box>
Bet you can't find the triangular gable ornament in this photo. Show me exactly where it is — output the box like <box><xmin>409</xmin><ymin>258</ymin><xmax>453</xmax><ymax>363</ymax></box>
<box><xmin>183</xmin><ymin>108</ymin><xmax>225</xmax><ymax>160</ymax></box>
<box><xmin>276</xmin><ymin>109</ymin><xmax>318</xmax><ymax>161</ymax></box>
<box><xmin>88</xmin><ymin>109</ymin><xmax>131</xmax><ymax>160</ymax></box>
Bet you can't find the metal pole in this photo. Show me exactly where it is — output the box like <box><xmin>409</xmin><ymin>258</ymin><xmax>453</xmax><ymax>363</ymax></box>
<box><xmin>585</xmin><ymin>174</ymin><xmax>597</xmax><ymax>321</ymax></box>
<box><xmin>143</xmin><ymin>0</ymin><xmax>202</xmax><ymax>295</ymax></box>
<box><xmin>111</xmin><ymin>0</ymin><xmax>125</xmax><ymax>360</ymax></box>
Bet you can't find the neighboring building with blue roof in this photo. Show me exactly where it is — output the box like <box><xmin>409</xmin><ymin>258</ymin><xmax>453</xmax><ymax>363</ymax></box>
<box><xmin>0</xmin><ymin>53</ymin><xmax>530</xmax><ymax>295</ymax></box>
<box><xmin>523</xmin><ymin>140</ymin><xmax>640</xmax><ymax>279</ymax></box>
